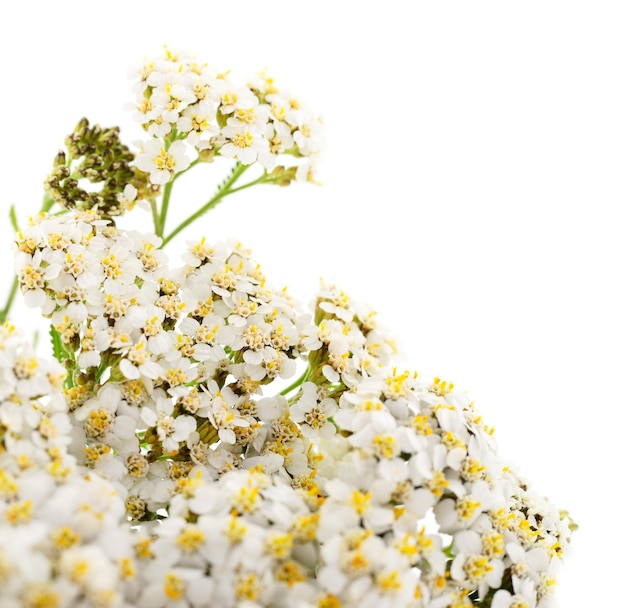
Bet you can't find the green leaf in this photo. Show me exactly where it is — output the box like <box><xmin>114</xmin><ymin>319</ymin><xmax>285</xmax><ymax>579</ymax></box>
<box><xmin>49</xmin><ymin>324</ymin><xmax>66</xmax><ymax>365</ymax></box>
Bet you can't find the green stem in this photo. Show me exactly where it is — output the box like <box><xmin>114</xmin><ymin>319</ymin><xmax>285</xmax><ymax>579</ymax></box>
<box><xmin>0</xmin><ymin>276</ymin><xmax>19</xmax><ymax>324</ymax></box>
<box><xmin>280</xmin><ymin>366</ymin><xmax>311</xmax><ymax>397</ymax></box>
<box><xmin>155</xmin><ymin>159</ymin><xmax>201</xmax><ymax>238</ymax></box>
<box><xmin>160</xmin><ymin>162</ymin><xmax>250</xmax><ymax>248</ymax></box>
<box><xmin>173</xmin><ymin>157</ymin><xmax>200</xmax><ymax>181</ymax></box>
<box><xmin>150</xmin><ymin>198</ymin><xmax>160</xmax><ymax>235</ymax></box>
<box><xmin>41</xmin><ymin>193</ymin><xmax>55</xmax><ymax>213</ymax></box>
<box><xmin>225</xmin><ymin>170</ymin><xmax>294</xmax><ymax>195</ymax></box>
<box><xmin>157</xmin><ymin>180</ymin><xmax>174</xmax><ymax>238</ymax></box>
<box><xmin>9</xmin><ymin>206</ymin><xmax>19</xmax><ymax>231</ymax></box>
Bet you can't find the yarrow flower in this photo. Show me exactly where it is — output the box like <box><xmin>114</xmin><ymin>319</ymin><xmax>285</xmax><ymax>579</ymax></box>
<box><xmin>134</xmin><ymin>139</ymin><xmax>192</xmax><ymax>185</ymax></box>
<box><xmin>0</xmin><ymin>45</ymin><xmax>574</xmax><ymax>608</ymax></box>
<box><xmin>128</xmin><ymin>45</ymin><xmax>324</xmax><ymax>189</ymax></box>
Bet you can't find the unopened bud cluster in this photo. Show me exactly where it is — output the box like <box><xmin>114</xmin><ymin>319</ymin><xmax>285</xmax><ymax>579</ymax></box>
<box><xmin>44</xmin><ymin>118</ymin><xmax>152</xmax><ymax>216</ymax></box>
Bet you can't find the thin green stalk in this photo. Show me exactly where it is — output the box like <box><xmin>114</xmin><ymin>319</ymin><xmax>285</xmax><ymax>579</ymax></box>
<box><xmin>280</xmin><ymin>366</ymin><xmax>311</xmax><ymax>397</ymax></box>
<box><xmin>155</xmin><ymin>158</ymin><xmax>201</xmax><ymax>236</ymax></box>
<box><xmin>41</xmin><ymin>194</ymin><xmax>55</xmax><ymax>213</ymax></box>
<box><xmin>160</xmin><ymin>162</ymin><xmax>249</xmax><ymax>248</ymax></box>
<box><xmin>157</xmin><ymin>180</ymin><xmax>175</xmax><ymax>238</ymax></box>
<box><xmin>150</xmin><ymin>198</ymin><xmax>160</xmax><ymax>235</ymax></box>
<box><xmin>173</xmin><ymin>158</ymin><xmax>200</xmax><ymax>181</ymax></box>
<box><xmin>9</xmin><ymin>206</ymin><xmax>19</xmax><ymax>231</ymax></box>
<box><xmin>223</xmin><ymin>170</ymin><xmax>295</xmax><ymax>195</ymax></box>
<box><xmin>0</xmin><ymin>276</ymin><xmax>19</xmax><ymax>324</ymax></box>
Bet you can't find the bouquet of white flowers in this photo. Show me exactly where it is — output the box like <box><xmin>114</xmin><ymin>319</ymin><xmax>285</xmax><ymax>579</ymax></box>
<box><xmin>0</xmin><ymin>47</ymin><xmax>574</xmax><ymax>608</ymax></box>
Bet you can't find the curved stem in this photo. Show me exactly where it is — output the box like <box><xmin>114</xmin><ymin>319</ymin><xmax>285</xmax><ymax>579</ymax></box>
<box><xmin>0</xmin><ymin>276</ymin><xmax>19</xmax><ymax>324</ymax></box>
<box><xmin>280</xmin><ymin>366</ymin><xmax>311</xmax><ymax>397</ymax></box>
<box><xmin>173</xmin><ymin>157</ymin><xmax>201</xmax><ymax>181</ymax></box>
<box><xmin>160</xmin><ymin>162</ymin><xmax>249</xmax><ymax>248</ymax></box>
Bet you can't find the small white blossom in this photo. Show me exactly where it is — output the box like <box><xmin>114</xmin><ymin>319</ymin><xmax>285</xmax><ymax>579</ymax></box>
<box><xmin>135</xmin><ymin>139</ymin><xmax>192</xmax><ymax>185</ymax></box>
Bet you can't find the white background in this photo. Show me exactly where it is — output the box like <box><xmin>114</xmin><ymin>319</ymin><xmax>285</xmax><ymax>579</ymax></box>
<box><xmin>1</xmin><ymin>2</ymin><xmax>624</xmax><ymax>605</ymax></box>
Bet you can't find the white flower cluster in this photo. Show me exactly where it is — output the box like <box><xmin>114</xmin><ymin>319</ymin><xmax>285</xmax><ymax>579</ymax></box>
<box><xmin>0</xmin><ymin>321</ymin><xmax>134</xmax><ymax>608</ymax></box>
<box><xmin>13</xmin><ymin>210</ymin><xmax>318</xmax><ymax>514</ymax></box>
<box><xmin>2</xmin><ymin>46</ymin><xmax>573</xmax><ymax>608</ymax></box>
<box><xmin>5</xmin><ymin>207</ymin><xmax>574</xmax><ymax>607</ymax></box>
<box><xmin>131</xmin><ymin>47</ymin><xmax>323</xmax><ymax>185</ymax></box>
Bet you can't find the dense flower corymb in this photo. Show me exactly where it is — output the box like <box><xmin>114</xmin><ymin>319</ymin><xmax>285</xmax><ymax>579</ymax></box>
<box><xmin>1</xmin><ymin>46</ymin><xmax>574</xmax><ymax>608</ymax></box>
<box><xmin>128</xmin><ymin>46</ymin><xmax>324</xmax><ymax>188</ymax></box>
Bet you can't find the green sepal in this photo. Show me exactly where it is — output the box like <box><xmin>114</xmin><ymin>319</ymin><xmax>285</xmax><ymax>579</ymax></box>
<box><xmin>216</xmin><ymin>108</ymin><xmax>228</xmax><ymax>129</ymax></box>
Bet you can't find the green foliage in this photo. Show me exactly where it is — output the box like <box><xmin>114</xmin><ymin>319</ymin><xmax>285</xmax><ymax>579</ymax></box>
<box><xmin>49</xmin><ymin>324</ymin><xmax>65</xmax><ymax>366</ymax></box>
